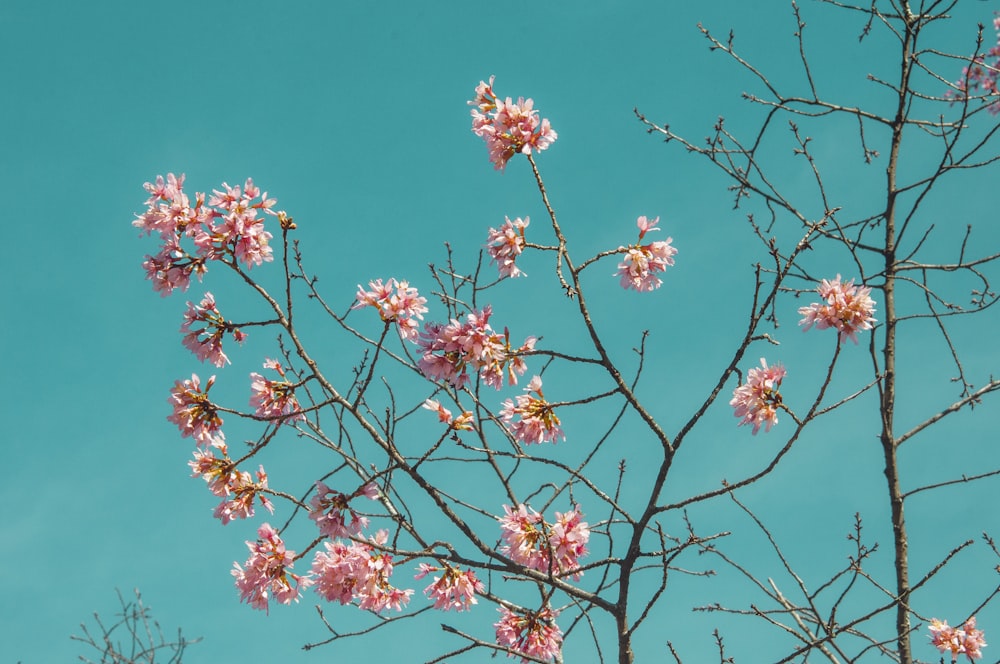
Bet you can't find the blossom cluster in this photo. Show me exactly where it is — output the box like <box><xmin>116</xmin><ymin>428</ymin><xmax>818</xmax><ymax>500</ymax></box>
<box><xmin>249</xmin><ymin>359</ymin><xmax>305</xmax><ymax>424</ymax></box>
<box><xmin>309</xmin><ymin>481</ymin><xmax>379</xmax><ymax>539</ymax></box>
<box><xmin>469</xmin><ymin>76</ymin><xmax>557</xmax><ymax>171</ymax></box>
<box><xmin>946</xmin><ymin>14</ymin><xmax>1000</xmax><ymax>115</ymax></box>
<box><xmin>495</xmin><ymin>606</ymin><xmax>563</xmax><ymax>663</ymax></box>
<box><xmin>499</xmin><ymin>504</ymin><xmax>589</xmax><ymax>580</ymax></box>
<box><xmin>134</xmin><ymin>174</ymin><xmax>282</xmax><ymax>296</ymax></box>
<box><xmin>730</xmin><ymin>358</ymin><xmax>786</xmax><ymax>435</ymax></box>
<box><xmin>486</xmin><ymin>216</ymin><xmax>530</xmax><ymax>279</ymax></box>
<box><xmin>500</xmin><ymin>376</ymin><xmax>564</xmax><ymax>445</ymax></box>
<box><xmin>798</xmin><ymin>274</ymin><xmax>877</xmax><ymax>344</ymax></box>
<box><xmin>929</xmin><ymin>616</ymin><xmax>987</xmax><ymax>662</ymax></box>
<box><xmin>416</xmin><ymin>305</ymin><xmax>536</xmax><ymax>389</ymax></box>
<box><xmin>214</xmin><ymin>465</ymin><xmax>273</xmax><ymax>525</ymax></box>
<box><xmin>232</xmin><ymin>523</ymin><xmax>312</xmax><ymax>613</ymax></box>
<box><xmin>414</xmin><ymin>563</ymin><xmax>484</xmax><ymax>612</ymax></box>
<box><xmin>180</xmin><ymin>292</ymin><xmax>247</xmax><ymax>367</ymax></box>
<box><xmin>310</xmin><ymin>529</ymin><xmax>413</xmax><ymax>612</ymax></box>
<box><xmin>167</xmin><ymin>374</ymin><xmax>225</xmax><ymax>449</ymax></box>
<box><xmin>353</xmin><ymin>278</ymin><xmax>429</xmax><ymax>341</ymax></box>
<box><xmin>615</xmin><ymin>216</ymin><xmax>678</xmax><ymax>292</ymax></box>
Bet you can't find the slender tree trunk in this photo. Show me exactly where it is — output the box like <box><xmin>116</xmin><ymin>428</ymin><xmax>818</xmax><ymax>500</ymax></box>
<box><xmin>617</xmin><ymin>606</ymin><xmax>633</xmax><ymax>664</ymax></box>
<box><xmin>882</xmin><ymin>5</ymin><xmax>913</xmax><ymax>662</ymax></box>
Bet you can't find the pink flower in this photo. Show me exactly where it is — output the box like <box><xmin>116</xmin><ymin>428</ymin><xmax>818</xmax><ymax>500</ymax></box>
<box><xmin>134</xmin><ymin>175</ymin><xmax>285</xmax><ymax>295</ymax></box>
<box><xmin>249</xmin><ymin>359</ymin><xmax>305</xmax><ymax>424</ymax></box>
<box><xmin>498</xmin><ymin>504</ymin><xmax>589</xmax><ymax>579</ymax></box>
<box><xmin>615</xmin><ymin>216</ymin><xmax>677</xmax><ymax>292</ymax></box>
<box><xmin>500</xmin><ymin>376</ymin><xmax>564</xmax><ymax>445</ymax></box>
<box><xmin>140</xmin><ymin>238</ymin><xmax>207</xmax><ymax>297</ymax></box>
<box><xmin>495</xmin><ymin>606</ymin><xmax>563</xmax><ymax>663</ymax></box>
<box><xmin>232</xmin><ymin>523</ymin><xmax>312</xmax><ymax>612</ymax></box>
<box><xmin>167</xmin><ymin>374</ymin><xmax>225</xmax><ymax>449</ymax></box>
<box><xmin>220</xmin><ymin>209</ymin><xmax>273</xmax><ymax>268</ymax></box>
<box><xmin>414</xmin><ymin>564</ymin><xmax>484</xmax><ymax>612</ymax></box>
<box><xmin>468</xmin><ymin>76</ymin><xmax>557</xmax><ymax>171</ymax></box>
<box><xmin>308</xmin><ymin>481</ymin><xmax>378</xmax><ymax>539</ymax></box>
<box><xmin>417</xmin><ymin>307</ymin><xmax>534</xmax><ymax>390</ymax></box>
<box><xmin>548</xmin><ymin>509</ymin><xmax>591</xmax><ymax>579</ymax></box>
<box><xmin>422</xmin><ymin>399</ymin><xmax>475</xmax><ymax>431</ymax></box>
<box><xmin>180</xmin><ymin>292</ymin><xmax>247</xmax><ymax>366</ymax></box>
<box><xmin>189</xmin><ymin>449</ymin><xmax>237</xmax><ymax>495</ymax></box>
<box><xmin>190</xmin><ymin>450</ymin><xmax>274</xmax><ymax>524</ymax></box>
<box><xmin>486</xmin><ymin>217</ymin><xmax>529</xmax><ymax>278</ymax></box>
<box><xmin>310</xmin><ymin>530</ymin><xmax>413</xmax><ymax>613</ymax></box>
<box><xmin>207</xmin><ymin>178</ymin><xmax>277</xmax><ymax>269</ymax></box>
<box><xmin>798</xmin><ymin>275</ymin><xmax>877</xmax><ymax>344</ymax></box>
<box><xmin>134</xmin><ymin>173</ymin><xmax>206</xmax><ymax>239</ymax></box>
<box><xmin>930</xmin><ymin>616</ymin><xmax>987</xmax><ymax>661</ymax></box>
<box><xmin>208</xmin><ymin>178</ymin><xmax>276</xmax><ymax>215</ymax></box>
<box><xmin>210</xmin><ymin>465</ymin><xmax>274</xmax><ymax>525</ymax></box>
<box><xmin>730</xmin><ymin>358</ymin><xmax>786</xmax><ymax>435</ymax></box>
<box><xmin>353</xmin><ymin>278</ymin><xmax>429</xmax><ymax>341</ymax></box>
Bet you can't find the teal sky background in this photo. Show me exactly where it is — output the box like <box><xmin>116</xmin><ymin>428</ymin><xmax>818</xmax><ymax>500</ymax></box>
<box><xmin>3</xmin><ymin>1</ymin><xmax>999</xmax><ymax>662</ymax></box>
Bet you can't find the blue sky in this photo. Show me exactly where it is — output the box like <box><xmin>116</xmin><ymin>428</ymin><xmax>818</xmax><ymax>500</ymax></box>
<box><xmin>3</xmin><ymin>1</ymin><xmax>999</xmax><ymax>662</ymax></box>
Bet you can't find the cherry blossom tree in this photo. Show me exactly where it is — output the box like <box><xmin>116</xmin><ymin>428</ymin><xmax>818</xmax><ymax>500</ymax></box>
<box><xmin>130</xmin><ymin>2</ymin><xmax>1000</xmax><ymax>662</ymax></box>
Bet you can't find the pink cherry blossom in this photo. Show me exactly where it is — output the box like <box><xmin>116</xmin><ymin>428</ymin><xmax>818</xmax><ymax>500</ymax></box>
<box><xmin>210</xmin><ymin>465</ymin><xmax>274</xmax><ymax>525</ymax></box>
<box><xmin>249</xmin><ymin>359</ymin><xmax>305</xmax><ymax>424</ymax></box>
<box><xmin>310</xmin><ymin>530</ymin><xmax>413</xmax><ymax>613</ymax></box>
<box><xmin>798</xmin><ymin>274</ymin><xmax>877</xmax><ymax>344</ymax></box>
<box><xmin>134</xmin><ymin>173</ymin><xmax>206</xmax><ymax>239</ymax></box>
<box><xmin>180</xmin><ymin>292</ymin><xmax>247</xmax><ymax>367</ymax></box>
<box><xmin>422</xmin><ymin>399</ymin><xmax>475</xmax><ymax>431</ymax></box>
<box><xmin>500</xmin><ymin>376</ymin><xmax>565</xmax><ymax>445</ymax></box>
<box><xmin>220</xmin><ymin>210</ymin><xmax>273</xmax><ymax>269</ymax></box>
<box><xmin>308</xmin><ymin>481</ymin><xmax>379</xmax><ymax>539</ymax></box>
<box><xmin>486</xmin><ymin>216</ymin><xmax>529</xmax><ymax>278</ymax></box>
<box><xmin>730</xmin><ymin>358</ymin><xmax>786</xmax><ymax>435</ymax></box>
<box><xmin>205</xmin><ymin>178</ymin><xmax>277</xmax><ymax>269</ymax></box>
<box><xmin>232</xmin><ymin>523</ymin><xmax>312</xmax><ymax>613</ymax></box>
<box><xmin>134</xmin><ymin>174</ymin><xmax>285</xmax><ymax>295</ymax></box>
<box><xmin>414</xmin><ymin>564</ymin><xmax>484</xmax><ymax>612</ymax></box>
<box><xmin>468</xmin><ymin>76</ymin><xmax>557</xmax><ymax>171</ymax></box>
<box><xmin>141</xmin><ymin>238</ymin><xmax>208</xmax><ymax>297</ymax></box>
<box><xmin>929</xmin><ymin>616</ymin><xmax>987</xmax><ymax>662</ymax></box>
<box><xmin>189</xmin><ymin>451</ymin><xmax>274</xmax><ymax>523</ymax></box>
<box><xmin>417</xmin><ymin>307</ymin><xmax>534</xmax><ymax>389</ymax></box>
<box><xmin>309</xmin><ymin>539</ymin><xmax>358</xmax><ymax>606</ymax></box>
<box><xmin>208</xmin><ymin>178</ymin><xmax>276</xmax><ymax>214</ymax></box>
<box><xmin>615</xmin><ymin>216</ymin><xmax>677</xmax><ymax>292</ymax></box>
<box><xmin>167</xmin><ymin>374</ymin><xmax>225</xmax><ymax>449</ymax></box>
<box><xmin>548</xmin><ymin>509</ymin><xmax>591</xmax><ymax>579</ymax></box>
<box><xmin>189</xmin><ymin>449</ymin><xmax>236</xmax><ymax>495</ymax></box>
<box><xmin>495</xmin><ymin>606</ymin><xmax>563</xmax><ymax>663</ymax></box>
<box><xmin>498</xmin><ymin>504</ymin><xmax>589</xmax><ymax>579</ymax></box>
<box><xmin>353</xmin><ymin>278</ymin><xmax>429</xmax><ymax>341</ymax></box>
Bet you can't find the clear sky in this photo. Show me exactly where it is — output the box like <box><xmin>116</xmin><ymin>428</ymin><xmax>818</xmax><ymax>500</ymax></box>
<box><xmin>2</xmin><ymin>1</ymin><xmax>999</xmax><ymax>662</ymax></box>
